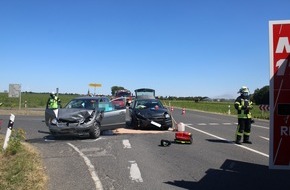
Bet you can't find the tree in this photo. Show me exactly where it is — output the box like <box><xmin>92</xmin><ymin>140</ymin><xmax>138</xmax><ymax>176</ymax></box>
<box><xmin>111</xmin><ymin>86</ymin><xmax>125</xmax><ymax>96</ymax></box>
<box><xmin>252</xmin><ymin>85</ymin><xmax>269</xmax><ymax>105</ymax></box>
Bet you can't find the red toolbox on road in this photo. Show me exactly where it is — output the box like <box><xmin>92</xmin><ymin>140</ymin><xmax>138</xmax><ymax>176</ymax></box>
<box><xmin>175</xmin><ymin>131</ymin><xmax>192</xmax><ymax>144</ymax></box>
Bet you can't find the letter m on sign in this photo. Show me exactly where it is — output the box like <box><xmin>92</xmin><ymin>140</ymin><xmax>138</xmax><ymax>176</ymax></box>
<box><xmin>269</xmin><ymin>20</ymin><xmax>290</xmax><ymax>170</ymax></box>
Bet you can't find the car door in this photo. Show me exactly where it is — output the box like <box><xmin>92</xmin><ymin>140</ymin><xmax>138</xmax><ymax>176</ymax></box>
<box><xmin>98</xmin><ymin>102</ymin><xmax>127</xmax><ymax>131</ymax></box>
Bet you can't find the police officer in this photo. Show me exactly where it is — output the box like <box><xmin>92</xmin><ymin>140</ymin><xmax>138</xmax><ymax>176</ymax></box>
<box><xmin>234</xmin><ymin>86</ymin><xmax>253</xmax><ymax>144</ymax></box>
<box><xmin>46</xmin><ymin>92</ymin><xmax>61</xmax><ymax>109</ymax></box>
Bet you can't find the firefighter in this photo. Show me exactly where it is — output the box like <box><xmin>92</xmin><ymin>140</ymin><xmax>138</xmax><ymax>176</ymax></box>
<box><xmin>46</xmin><ymin>92</ymin><xmax>61</xmax><ymax>109</ymax></box>
<box><xmin>234</xmin><ymin>86</ymin><xmax>253</xmax><ymax>144</ymax></box>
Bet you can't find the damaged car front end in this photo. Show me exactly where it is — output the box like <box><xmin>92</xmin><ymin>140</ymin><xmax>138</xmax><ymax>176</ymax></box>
<box><xmin>131</xmin><ymin>106</ymin><xmax>172</xmax><ymax>130</ymax></box>
<box><xmin>45</xmin><ymin>96</ymin><xmax>127</xmax><ymax>139</ymax></box>
<box><xmin>45</xmin><ymin>108</ymin><xmax>103</xmax><ymax>139</ymax></box>
<box><xmin>129</xmin><ymin>88</ymin><xmax>173</xmax><ymax>130</ymax></box>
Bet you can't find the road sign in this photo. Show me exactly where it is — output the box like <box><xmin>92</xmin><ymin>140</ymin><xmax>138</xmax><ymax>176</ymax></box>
<box><xmin>259</xmin><ymin>105</ymin><xmax>270</xmax><ymax>111</ymax></box>
<box><xmin>89</xmin><ymin>83</ymin><xmax>102</xmax><ymax>95</ymax></box>
<box><xmin>8</xmin><ymin>84</ymin><xmax>21</xmax><ymax>98</ymax></box>
<box><xmin>89</xmin><ymin>83</ymin><xmax>102</xmax><ymax>87</ymax></box>
<box><xmin>269</xmin><ymin>20</ymin><xmax>290</xmax><ymax>169</ymax></box>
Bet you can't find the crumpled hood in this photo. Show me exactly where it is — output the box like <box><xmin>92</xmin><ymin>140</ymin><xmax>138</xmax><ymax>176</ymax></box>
<box><xmin>57</xmin><ymin>109</ymin><xmax>94</xmax><ymax>122</ymax></box>
<box><xmin>136</xmin><ymin>108</ymin><xmax>168</xmax><ymax>119</ymax></box>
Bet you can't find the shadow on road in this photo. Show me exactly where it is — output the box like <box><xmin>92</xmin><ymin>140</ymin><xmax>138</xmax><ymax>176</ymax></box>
<box><xmin>165</xmin><ymin>159</ymin><xmax>290</xmax><ymax>190</ymax></box>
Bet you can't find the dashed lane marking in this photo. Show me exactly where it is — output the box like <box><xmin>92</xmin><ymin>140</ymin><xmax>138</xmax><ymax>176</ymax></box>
<box><xmin>128</xmin><ymin>161</ymin><xmax>143</xmax><ymax>182</ymax></box>
<box><xmin>260</xmin><ymin>136</ymin><xmax>269</xmax><ymax>141</ymax></box>
<box><xmin>252</xmin><ymin>124</ymin><xmax>269</xmax><ymax>130</ymax></box>
<box><xmin>209</xmin><ymin>123</ymin><xmax>219</xmax><ymax>125</ymax></box>
<box><xmin>123</xmin><ymin>139</ymin><xmax>132</xmax><ymax>149</ymax></box>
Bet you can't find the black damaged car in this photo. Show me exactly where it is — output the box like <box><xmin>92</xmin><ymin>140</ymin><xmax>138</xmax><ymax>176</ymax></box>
<box><xmin>129</xmin><ymin>88</ymin><xmax>172</xmax><ymax>130</ymax></box>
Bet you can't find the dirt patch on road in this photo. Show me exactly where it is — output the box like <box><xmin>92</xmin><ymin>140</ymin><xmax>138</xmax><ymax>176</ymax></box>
<box><xmin>113</xmin><ymin>128</ymin><xmax>173</xmax><ymax>134</ymax></box>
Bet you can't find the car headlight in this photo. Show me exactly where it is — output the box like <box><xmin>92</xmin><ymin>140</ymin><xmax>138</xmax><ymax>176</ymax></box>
<box><xmin>51</xmin><ymin>118</ymin><xmax>57</xmax><ymax>125</ymax></box>
<box><xmin>164</xmin><ymin>113</ymin><xmax>170</xmax><ymax>119</ymax></box>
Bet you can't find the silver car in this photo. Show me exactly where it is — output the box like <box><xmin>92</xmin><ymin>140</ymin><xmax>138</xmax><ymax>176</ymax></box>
<box><xmin>45</xmin><ymin>96</ymin><xmax>126</xmax><ymax>139</ymax></box>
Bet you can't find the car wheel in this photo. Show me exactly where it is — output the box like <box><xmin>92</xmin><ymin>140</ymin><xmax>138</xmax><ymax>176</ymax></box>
<box><xmin>131</xmin><ymin>119</ymin><xmax>140</xmax><ymax>130</ymax></box>
<box><xmin>162</xmin><ymin>126</ymin><xmax>169</xmax><ymax>130</ymax></box>
<box><xmin>89</xmin><ymin>121</ymin><xmax>101</xmax><ymax>139</ymax></box>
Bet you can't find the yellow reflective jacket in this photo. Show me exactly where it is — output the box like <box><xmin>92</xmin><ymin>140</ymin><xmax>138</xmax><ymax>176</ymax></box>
<box><xmin>234</xmin><ymin>96</ymin><xmax>253</xmax><ymax>119</ymax></box>
<box><xmin>48</xmin><ymin>96</ymin><xmax>60</xmax><ymax>109</ymax></box>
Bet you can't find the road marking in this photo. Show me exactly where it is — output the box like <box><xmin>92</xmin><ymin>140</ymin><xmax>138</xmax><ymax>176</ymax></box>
<box><xmin>198</xmin><ymin>123</ymin><xmax>207</xmax><ymax>126</ymax></box>
<box><xmin>123</xmin><ymin>139</ymin><xmax>132</xmax><ymax>149</ymax></box>
<box><xmin>222</xmin><ymin>123</ymin><xmax>232</xmax><ymax>125</ymax></box>
<box><xmin>252</xmin><ymin>124</ymin><xmax>269</xmax><ymax>130</ymax></box>
<box><xmin>260</xmin><ymin>136</ymin><xmax>269</xmax><ymax>141</ymax></box>
<box><xmin>185</xmin><ymin>125</ymin><xmax>269</xmax><ymax>158</ymax></box>
<box><xmin>67</xmin><ymin>143</ymin><xmax>103</xmax><ymax>190</ymax></box>
<box><xmin>209</xmin><ymin>123</ymin><xmax>219</xmax><ymax>125</ymax></box>
<box><xmin>128</xmin><ymin>161</ymin><xmax>143</xmax><ymax>182</ymax></box>
<box><xmin>80</xmin><ymin>137</ymin><xmax>103</xmax><ymax>142</ymax></box>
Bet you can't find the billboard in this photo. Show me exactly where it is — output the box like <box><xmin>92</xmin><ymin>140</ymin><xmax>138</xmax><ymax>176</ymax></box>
<box><xmin>269</xmin><ymin>20</ymin><xmax>290</xmax><ymax>169</ymax></box>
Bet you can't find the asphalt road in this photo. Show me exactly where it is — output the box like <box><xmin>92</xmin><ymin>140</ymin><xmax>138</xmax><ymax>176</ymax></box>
<box><xmin>1</xmin><ymin>108</ymin><xmax>290</xmax><ymax>190</ymax></box>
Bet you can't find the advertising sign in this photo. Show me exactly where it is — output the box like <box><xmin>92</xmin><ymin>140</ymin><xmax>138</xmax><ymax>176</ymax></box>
<box><xmin>269</xmin><ymin>20</ymin><xmax>290</xmax><ymax>169</ymax></box>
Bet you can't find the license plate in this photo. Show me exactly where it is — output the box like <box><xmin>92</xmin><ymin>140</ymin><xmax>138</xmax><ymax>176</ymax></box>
<box><xmin>151</xmin><ymin>121</ymin><xmax>161</xmax><ymax>127</ymax></box>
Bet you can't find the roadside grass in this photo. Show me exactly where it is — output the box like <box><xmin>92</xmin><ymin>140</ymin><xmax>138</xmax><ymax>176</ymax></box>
<box><xmin>162</xmin><ymin>100</ymin><xmax>269</xmax><ymax>120</ymax></box>
<box><xmin>0</xmin><ymin>129</ymin><xmax>48</xmax><ymax>190</ymax></box>
<box><xmin>0</xmin><ymin>92</ymin><xmax>79</xmax><ymax>108</ymax></box>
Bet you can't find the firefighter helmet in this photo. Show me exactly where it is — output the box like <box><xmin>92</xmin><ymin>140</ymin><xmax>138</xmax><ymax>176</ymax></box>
<box><xmin>238</xmin><ymin>86</ymin><xmax>249</xmax><ymax>96</ymax></box>
<box><xmin>50</xmin><ymin>91</ymin><xmax>56</xmax><ymax>97</ymax></box>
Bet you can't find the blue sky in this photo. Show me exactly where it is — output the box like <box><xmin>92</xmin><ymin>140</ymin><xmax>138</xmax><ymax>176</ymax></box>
<box><xmin>0</xmin><ymin>0</ymin><xmax>289</xmax><ymax>98</ymax></box>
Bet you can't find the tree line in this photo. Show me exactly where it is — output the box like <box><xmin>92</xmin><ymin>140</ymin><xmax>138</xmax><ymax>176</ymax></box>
<box><xmin>111</xmin><ymin>85</ymin><xmax>269</xmax><ymax>105</ymax></box>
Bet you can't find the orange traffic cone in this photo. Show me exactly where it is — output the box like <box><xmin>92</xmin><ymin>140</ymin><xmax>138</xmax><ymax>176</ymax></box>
<box><xmin>182</xmin><ymin>108</ymin><xmax>185</xmax><ymax>115</ymax></box>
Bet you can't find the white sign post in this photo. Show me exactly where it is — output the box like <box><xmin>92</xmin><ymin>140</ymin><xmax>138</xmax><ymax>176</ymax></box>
<box><xmin>269</xmin><ymin>20</ymin><xmax>290</xmax><ymax>169</ymax></box>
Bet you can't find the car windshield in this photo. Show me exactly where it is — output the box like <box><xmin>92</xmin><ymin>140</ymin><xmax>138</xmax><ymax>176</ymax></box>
<box><xmin>116</xmin><ymin>91</ymin><xmax>131</xmax><ymax>97</ymax></box>
<box><xmin>65</xmin><ymin>99</ymin><xmax>98</xmax><ymax>110</ymax></box>
<box><xmin>135</xmin><ymin>99</ymin><xmax>163</xmax><ymax>109</ymax></box>
<box><xmin>135</xmin><ymin>88</ymin><xmax>155</xmax><ymax>99</ymax></box>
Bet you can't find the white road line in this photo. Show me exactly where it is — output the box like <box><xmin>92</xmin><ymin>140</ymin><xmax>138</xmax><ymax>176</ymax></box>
<box><xmin>252</xmin><ymin>124</ymin><xmax>269</xmax><ymax>130</ymax></box>
<box><xmin>260</xmin><ymin>136</ymin><xmax>269</xmax><ymax>141</ymax></box>
<box><xmin>123</xmin><ymin>139</ymin><xmax>132</xmax><ymax>149</ymax></box>
<box><xmin>128</xmin><ymin>161</ymin><xmax>143</xmax><ymax>182</ymax></box>
<box><xmin>209</xmin><ymin>123</ymin><xmax>219</xmax><ymax>125</ymax></box>
<box><xmin>198</xmin><ymin>123</ymin><xmax>207</xmax><ymax>126</ymax></box>
<box><xmin>222</xmin><ymin>123</ymin><xmax>232</xmax><ymax>125</ymax></box>
<box><xmin>185</xmin><ymin>125</ymin><xmax>269</xmax><ymax>158</ymax></box>
<box><xmin>67</xmin><ymin>143</ymin><xmax>103</xmax><ymax>190</ymax></box>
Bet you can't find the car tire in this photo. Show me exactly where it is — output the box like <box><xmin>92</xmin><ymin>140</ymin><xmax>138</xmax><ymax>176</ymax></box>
<box><xmin>162</xmin><ymin>126</ymin><xmax>169</xmax><ymax>130</ymax></box>
<box><xmin>89</xmin><ymin>121</ymin><xmax>101</xmax><ymax>139</ymax></box>
<box><xmin>130</xmin><ymin>117</ymin><xmax>138</xmax><ymax>129</ymax></box>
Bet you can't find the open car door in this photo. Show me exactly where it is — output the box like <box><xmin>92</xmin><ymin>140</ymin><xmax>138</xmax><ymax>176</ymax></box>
<box><xmin>98</xmin><ymin>102</ymin><xmax>127</xmax><ymax>131</ymax></box>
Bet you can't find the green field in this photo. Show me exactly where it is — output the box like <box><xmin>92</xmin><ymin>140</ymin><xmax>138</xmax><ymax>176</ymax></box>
<box><xmin>0</xmin><ymin>93</ymin><xmax>269</xmax><ymax>119</ymax></box>
<box><xmin>162</xmin><ymin>100</ymin><xmax>269</xmax><ymax>120</ymax></box>
<box><xmin>0</xmin><ymin>92</ymin><xmax>79</xmax><ymax>109</ymax></box>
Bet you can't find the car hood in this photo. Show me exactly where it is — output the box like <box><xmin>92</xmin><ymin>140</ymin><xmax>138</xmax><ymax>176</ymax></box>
<box><xmin>57</xmin><ymin>109</ymin><xmax>94</xmax><ymax>122</ymax></box>
<box><xmin>135</xmin><ymin>108</ymin><xmax>168</xmax><ymax>118</ymax></box>
<box><xmin>45</xmin><ymin>108</ymin><xmax>97</xmax><ymax>123</ymax></box>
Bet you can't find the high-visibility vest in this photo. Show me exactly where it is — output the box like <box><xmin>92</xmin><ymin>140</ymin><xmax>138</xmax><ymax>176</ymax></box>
<box><xmin>48</xmin><ymin>96</ymin><xmax>59</xmax><ymax>109</ymax></box>
<box><xmin>234</xmin><ymin>97</ymin><xmax>253</xmax><ymax>119</ymax></box>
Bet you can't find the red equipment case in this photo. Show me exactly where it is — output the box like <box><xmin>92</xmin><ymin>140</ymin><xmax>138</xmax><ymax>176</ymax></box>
<box><xmin>175</xmin><ymin>131</ymin><xmax>192</xmax><ymax>144</ymax></box>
